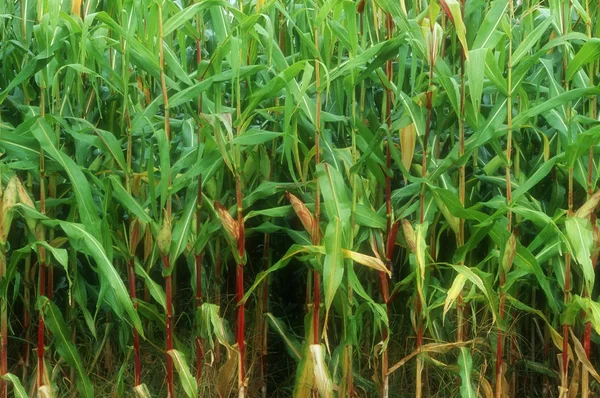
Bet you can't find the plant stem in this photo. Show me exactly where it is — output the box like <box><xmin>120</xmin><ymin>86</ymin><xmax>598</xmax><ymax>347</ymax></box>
<box><xmin>0</xmin><ymin>245</ymin><xmax>6</xmax><ymax>398</ymax></box>
<box><xmin>124</xmin><ymin>99</ymin><xmax>142</xmax><ymax>388</ymax></box>
<box><xmin>37</xmin><ymin>78</ymin><xmax>47</xmax><ymax>393</ymax></box>
<box><xmin>215</xmin><ymin>238</ymin><xmax>222</xmax><ymax>364</ymax></box>
<box><xmin>561</xmin><ymin>1</ymin><xmax>572</xmax><ymax>393</ymax></box>
<box><xmin>313</xmin><ymin>0</ymin><xmax>322</xmax><ymax>350</ymax></box>
<box><xmin>23</xmin><ymin>174</ymin><xmax>33</xmax><ymax>380</ymax></box>
<box><xmin>194</xmin><ymin>9</ymin><xmax>204</xmax><ymax>386</ymax></box>
<box><xmin>457</xmin><ymin>0</ymin><xmax>467</xmax><ymax>346</ymax></box>
<box><xmin>259</xmin><ymin>231</ymin><xmax>270</xmax><ymax>398</ymax></box>
<box><xmin>496</xmin><ymin>2</ymin><xmax>513</xmax><ymax>395</ymax></box>
<box><xmin>234</xmin><ymin>22</ymin><xmax>247</xmax><ymax>394</ymax></box>
<box><xmin>235</xmin><ymin>176</ymin><xmax>246</xmax><ymax>397</ymax></box>
<box><xmin>194</xmin><ymin>190</ymin><xmax>204</xmax><ymax>385</ymax></box>
<box><xmin>379</xmin><ymin>12</ymin><xmax>395</xmax><ymax>398</ymax></box>
<box><xmin>128</xmin><ymin>257</ymin><xmax>141</xmax><ymax>386</ymax></box>
<box><xmin>582</xmin><ymin>2</ymin><xmax>596</xmax><ymax>395</ymax></box>
<box><xmin>158</xmin><ymin>4</ymin><xmax>174</xmax><ymax>396</ymax></box>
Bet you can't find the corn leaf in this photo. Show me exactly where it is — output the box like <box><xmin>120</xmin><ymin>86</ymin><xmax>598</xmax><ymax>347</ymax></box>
<box><xmin>38</xmin><ymin>297</ymin><xmax>94</xmax><ymax>398</ymax></box>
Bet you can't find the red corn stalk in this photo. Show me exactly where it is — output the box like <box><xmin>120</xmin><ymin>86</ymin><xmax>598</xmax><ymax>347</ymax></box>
<box><xmin>158</xmin><ymin>213</ymin><xmax>174</xmax><ymax>397</ymax></box>
<box><xmin>158</xmin><ymin>5</ymin><xmax>174</xmax><ymax>395</ymax></box>
<box><xmin>235</xmin><ymin>177</ymin><xmax>246</xmax><ymax>397</ymax></box>
<box><xmin>582</xmin><ymin>4</ymin><xmax>597</xmax><ymax>393</ymax></box>
<box><xmin>380</xmin><ymin>12</ymin><xmax>395</xmax><ymax>398</ymax></box>
<box><xmin>214</xmin><ymin>238</ymin><xmax>222</xmax><ymax>364</ymax></box>
<box><xmin>560</xmin><ymin>1</ymin><xmax>572</xmax><ymax>391</ymax></box>
<box><xmin>127</xmin><ymin>258</ymin><xmax>141</xmax><ymax>386</ymax></box>
<box><xmin>286</xmin><ymin>192</ymin><xmax>318</xmax><ymax>241</ymax></box>
<box><xmin>457</xmin><ymin>0</ymin><xmax>467</xmax><ymax>345</ymax></box>
<box><xmin>194</xmin><ymin>177</ymin><xmax>204</xmax><ymax>384</ymax></box>
<box><xmin>259</xmin><ymin>232</ymin><xmax>270</xmax><ymax>398</ymax></box>
<box><xmin>128</xmin><ymin>220</ymin><xmax>142</xmax><ymax>386</ymax></box>
<box><xmin>194</xmin><ymin>13</ymin><xmax>205</xmax><ymax>382</ymax></box>
<box><xmin>37</xmin><ymin>82</ymin><xmax>47</xmax><ymax>393</ymax></box>
<box><xmin>47</xmin><ymin>176</ymin><xmax>56</xmax><ymax>301</ymax></box>
<box><xmin>496</xmin><ymin>1</ymin><xmax>514</xmax><ymax>395</ymax></box>
<box><xmin>162</xmin><ymin>256</ymin><xmax>174</xmax><ymax>398</ymax></box>
<box><xmin>0</xmin><ymin>233</ymin><xmax>7</xmax><ymax>397</ymax></box>
<box><xmin>214</xmin><ymin>195</ymin><xmax>246</xmax><ymax>396</ymax></box>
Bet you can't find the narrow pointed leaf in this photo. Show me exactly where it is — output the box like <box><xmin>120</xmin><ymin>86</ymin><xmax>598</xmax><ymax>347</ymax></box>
<box><xmin>167</xmin><ymin>350</ymin><xmax>198</xmax><ymax>398</ymax></box>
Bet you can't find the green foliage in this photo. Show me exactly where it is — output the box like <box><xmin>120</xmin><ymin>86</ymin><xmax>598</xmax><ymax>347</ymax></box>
<box><xmin>0</xmin><ymin>0</ymin><xmax>599</xmax><ymax>396</ymax></box>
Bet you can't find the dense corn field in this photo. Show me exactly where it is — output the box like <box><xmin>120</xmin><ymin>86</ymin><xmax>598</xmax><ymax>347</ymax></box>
<box><xmin>1</xmin><ymin>0</ymin><xmax>600</xmax><ymax>396</ymax></box>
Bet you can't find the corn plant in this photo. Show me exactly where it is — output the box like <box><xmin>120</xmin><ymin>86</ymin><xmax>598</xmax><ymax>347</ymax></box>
<box><xmin>1</xmin><ymin>0</ymin><xmax>600</xmax><ymax>396</ymax></box>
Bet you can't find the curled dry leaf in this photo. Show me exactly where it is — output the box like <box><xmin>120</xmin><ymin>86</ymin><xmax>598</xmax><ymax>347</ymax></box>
<box><xmin>0</xmin><ymin>176</ymin><xmax>18</xmax><ymax>245</ymax></box>
<box><xmin>214</xmin><ymin>201</ymin><xmax>240</xmax><ymax>242</ymax></box>
<box><xmin>502</xmin><ymin>232</ymin><xmax>517</xmax><ymax>274</ymax></box>
<box><xmin>443</xmin><ymin>274</ymin><xmax>467</xmax><ymax>322</ymax></box>
<box><xmin>37</xmin><ymin>385</ymin><xmax>54</xmax><ymax>398</ymax></box>
<box><xmin>401</xmin><ymin>219</ymin><xmax>416</xmax><ymax>254</ymax></box>
<box><xmin>570</xmin><ymin>329</ymin><xmax>600</xmax><ymax>383</ymax></box>
<box><xmin>143</xmin><ymin>223</ymin><xmax>153</xmax><ymax>263</ymax></box>
<box><xmin>157</xmin><ymin>210</ymin><xmax>172</xmax><ymax>256</ymax></box>
<box><xmin>343</xmin><ymin>249</ymin><xmax>390</xmax><ymax>276</ymax></box>
<box><xmin>129</xmin><ymin>218</ymin><xmax>145</xmax><ymax>257</ymax></box>
<box><xmin>310</xmin><ymin>344</ymin><xmax>333</xmax><ymax>398</ymax></box>
<box><xmin>215</xmin><ymin>349</ymin><xmax>237</xmax><ymax>398</ymax></box>
<box><xmin>420</xmin><ymin>19</ymin><xmax>444</xmax><ymax>69</ymax></box>
<box><xmin>575</xmin><ymin>190</ymin><xmax>600</xmax><ymax>219</ymax></box>
<box><xmin>286</xmin><ymin>192</ymin><xmax>318</xmax><ymax>242</ymax></box>
<box><xmin>387</xmin><ymin>338</ymin><xmax>485</xmax><ymax>375</ymax></box>
<box><xmin>400</xmin><ymin>123</ymin><xmax>416</xmax><ymax>174</ymax></box>
<box><xmin>15</xmin><ymin>177</ymin><xmax>38</xmax><ymax>234</ymax></box>
<box><xmin>440</xmin><ymin>0</ymin><xmax>469</xmax><ymax>59</ymax></box>
<box><xmin>133</xmin><ymin>384</ymin><xmax>151</xmax><ymax>398</ymax></box>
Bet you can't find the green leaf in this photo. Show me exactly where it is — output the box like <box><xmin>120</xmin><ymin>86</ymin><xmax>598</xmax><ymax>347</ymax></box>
<box><xmin>167</xmin><ymin>349</ymin><xmax>198</xmax><ymax>398</ymax></box>
<box><xmin>234</xmin><ymin>129</ymin><xmax>283</xmax><ymax>146</ymax></box>
<box><xmin>512</xmin><ymin>87</ymin><xmax>600</xmax><ymax>129</ymax></box>
<box><xmin>265</xmin><ymin>313</ymin><xmax>301</xmax><ymax>361</ymax></box>
<box><xmin>472</xmin><ymin>0</ymin><xmax>508</xmax><ymax>49</ymax></box>
<box><xmin>135</xmin><ymin>261</ymin><xmax>166</xmax><ymax>310</ymax></box>
<box><xmin>169</xmin><ymin>196</ymin><xmax>197</xmax><ymax>266</ymax></box>
<box><xmin>241</xmin><ymin>245</ymin><xmax>313</xmax><ymax>304</ymax></box>
<box><xmin>323</xmin><ymin>218</ymin><xmax>344</xmax><ymax>320</ymax></box>
<box><xmin>241</xmin><ymin>61</ymin><xmax>307</xmax><ymax>122</ymax></box>
<box><xmin>317</xmin><ymin>163</ymin><xmax>351</xmax><ymax>232</ymax></box>
<box><xmin>449</xmin><ymin>264</ymin><xmax>495</xmax><ymax>322</ymax></box>
<box><xmin>244</xmin><ymin>205</ymin><xmax>292</xmax><ymax>221</ymax></box>
<box><xmin>514</xmin><ymin>243</ymin><xmax>559</xmax><ymax>314</ymax></box>
<box><xmin>467</xmin><ymin>48</ymin><xmax>487</xmax><ymax>113</ymax></box>
<box><xmin>512</xmin><ymin>17</ymin><xmax>552</xmax><ymax>67</ymax></box>
<box><xmin>198</xmin><ymin>303</ymin><xmax>232</xmax><ymax>349</ymax></box>
<box><xmin>565</xmin><ymin>217</ymin><xmax>594</xmax><ymax>291</ymax></box>
<box><xmin>53</xmin><ymin>221</ymin><xmax>144</xmax><ymax>336</ymax></box>
<box><xmin>38</xmin><ymin>296</ymin><xmax>94</xmax><ymax>398</ymax></box>
<box><xmin>34</xmin><ymin>241</ymin><xmax>67</xmax><ymax>269</ymax></box>
<box><xmin>574</xmin><ymin>296</ymin><xmax>600</xmax><ymax>335</ymax></box>
<box><xmin>31</xmin><ymin>118</ymin><xmax>100</xmax><ymax>236</ymax></box>
<box><xmin>2</xmin><ymin>373</ymin><xmax>27</xmax><ymax>398</ymax></box>
<box><xmin>566</xmin><ymin>38</ymin><xmax>600</xmax><ymax>81</ymax></box>
<box><xmin>458</xmin><ymin>348</ymin><xmax>475</xmax><ymax>398</ymax></box>
<box><xmin>108</xmin><ymin>175</ymin><xmax>154</xmax><ymax>227</ymax></box>
<box><xmin>511</xmin><ymin>156</ymin><xmax>559</xmax><ymax>202</ymax></box>
<box><xmin>441</xmin><ymin>0</ymin><xmax>469</xmax><ymax>59</ymax></box>
<box><xmin>0</xmin><ymin>50</ymin><xmax>54</xmax><ymax>105</ymax></box>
